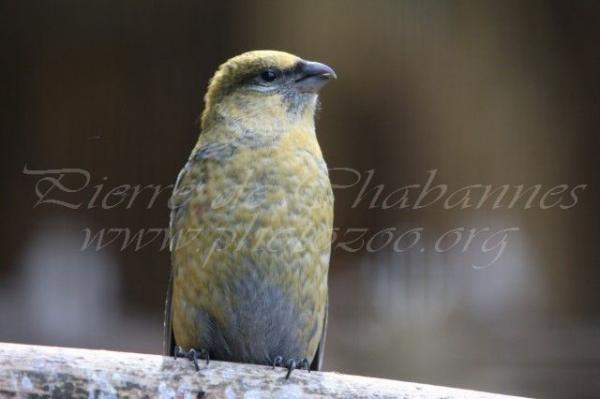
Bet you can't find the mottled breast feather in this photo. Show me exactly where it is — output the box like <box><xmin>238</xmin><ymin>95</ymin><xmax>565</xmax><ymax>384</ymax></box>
<box><xmin>165</xmin><ymin>122</ymin><xmax>333</xmax><ymax>369</ymax></box>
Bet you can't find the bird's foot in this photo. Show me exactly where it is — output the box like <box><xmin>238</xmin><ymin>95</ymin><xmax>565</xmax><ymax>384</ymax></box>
<box><xmin>173</xmin><ymin>346</ymin><xmax>210</xmax><ymax>371</ymax></box>
<box><xmin>272</xmin><ymin>356</ymin><xmax>310</xmax><ymax>380</ymax></box>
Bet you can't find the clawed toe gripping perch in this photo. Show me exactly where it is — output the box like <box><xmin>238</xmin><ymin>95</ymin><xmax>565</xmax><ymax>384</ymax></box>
<box><xmin>174</xmin><ymin>346</ymin><xmax>308</xmax><ymax>380</ymax></box>
<box><xmin>173</xmin><ymin>346</ymin><xmax>210</xmax><ymax>371</ymax></box>
<box><xmin>272</xmin><ymin>356</ymin><xmax>310</xmax><ymax>379</ymax></box>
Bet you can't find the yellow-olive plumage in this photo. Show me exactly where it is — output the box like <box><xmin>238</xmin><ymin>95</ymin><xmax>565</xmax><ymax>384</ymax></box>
<box><xmin>164</xmin><ymin>50</ymin><xmax>335</xmax><ymax>370</ymax></box>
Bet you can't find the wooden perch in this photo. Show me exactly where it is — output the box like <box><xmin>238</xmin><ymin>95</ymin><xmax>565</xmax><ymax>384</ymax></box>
<box><xmin>0</xmin><ymin>342</ymin><xmax>528</xmax><ymax>398</ymax></box>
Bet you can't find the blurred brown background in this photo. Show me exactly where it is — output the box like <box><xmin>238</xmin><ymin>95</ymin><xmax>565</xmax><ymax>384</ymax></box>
<box><xmin>1</xmin><ymin>1</ymin><xmax>598</xmax><ymax>398</ymax></box>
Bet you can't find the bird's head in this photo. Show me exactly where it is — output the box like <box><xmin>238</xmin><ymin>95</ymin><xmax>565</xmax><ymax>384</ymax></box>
<box><xmin>200</xmin><ymin>50</ymin><xmax>336</xmax><ymax>132</ymax></box>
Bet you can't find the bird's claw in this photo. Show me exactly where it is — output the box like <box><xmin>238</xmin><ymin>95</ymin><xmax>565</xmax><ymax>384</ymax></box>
<box><xmin>271</xmin><ymin>356</ymin><xmax>310</xmax><ymax>380</ymax></box>
<box><xmin>298</xmin><ymin>358</ymin><xmax>310</xmax><ymax>371</ymax></box>
<box><xmin>173</xmin><ymin>346</ymin><xmax>210</xmax><ymax>371</ymax></box>
<box><xmin>272</xmin><ymin>355</ymin><xmax>284</xmax><ymax>369</ymax></box>
<box><xmin>285</xmin><ymin>359</ymin><xmax>297</xmax><ymax>379</ymax></box>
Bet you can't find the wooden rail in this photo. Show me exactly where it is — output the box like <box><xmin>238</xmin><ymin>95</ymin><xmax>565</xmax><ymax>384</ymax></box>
<box><xmin>0</xmin><ymin>342</ymin><xmax>529</xmax><ymax>398</ymax></box>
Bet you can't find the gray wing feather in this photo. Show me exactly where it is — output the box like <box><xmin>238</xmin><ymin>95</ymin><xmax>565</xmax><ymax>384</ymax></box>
<box><xmin>310</xmin><ymin>297</ymin><xmax>328</xmax><ymax>371</ymax></box>
<box><xmin>163</xmin><ymin>141</ymin><xmax>236</xmax><ymax>355</ymax></box>
<box><xmin>163</xmin><ymin>164</ymin><xmax>190</xmax><ymax>356</ymax></box>
<box><xmin>163</xmin><ymin>270</ymin><xmax>176</xmax><ymax>355</ymax></box>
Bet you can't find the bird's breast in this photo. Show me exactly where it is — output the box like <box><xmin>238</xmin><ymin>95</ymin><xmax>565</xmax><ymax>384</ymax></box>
<box><xmin>171</xmin><ymin>131</ymin><xmax>332</xmax><ymax>359</ymax></box>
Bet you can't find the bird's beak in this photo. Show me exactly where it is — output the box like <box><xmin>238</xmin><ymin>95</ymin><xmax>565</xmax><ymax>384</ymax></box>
<box><xmin>294</xmin><ymin>60</ymin><xmax>337</xmax><ymax>93</ymax></box>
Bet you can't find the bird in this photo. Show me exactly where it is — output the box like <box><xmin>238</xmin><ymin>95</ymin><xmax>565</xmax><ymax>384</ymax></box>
<box><xmin>163</xmin><ymin>50</ymin><xmax>336</xmax><ymax>378</ymax></box>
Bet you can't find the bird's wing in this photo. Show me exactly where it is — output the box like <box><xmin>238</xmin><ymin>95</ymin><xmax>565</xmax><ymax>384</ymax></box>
<box><xmin>163</xmin><ymin>140</ymin><xmax>237</xmax><ymax>355</ymax></box>
<box><xmin>163</xmin><ymin>162</ymin><xmax>190</xmax><ymax>355</ymax></box>
<box><xmin>310</xmin><ymin>296</ymin><xmax>328</xmax><ymax>371</ymax></box>
<box><xmin>163</xmin><ymin>267</ymin><xmax>176</xmax><ymax>355</ymax></box>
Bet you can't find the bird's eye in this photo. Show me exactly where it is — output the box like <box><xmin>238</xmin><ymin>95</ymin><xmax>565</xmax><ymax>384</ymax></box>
<box><xmin>260</xmin><ymin>69</ymin><xmax>278</xmax><ymax>83</ymax></box>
